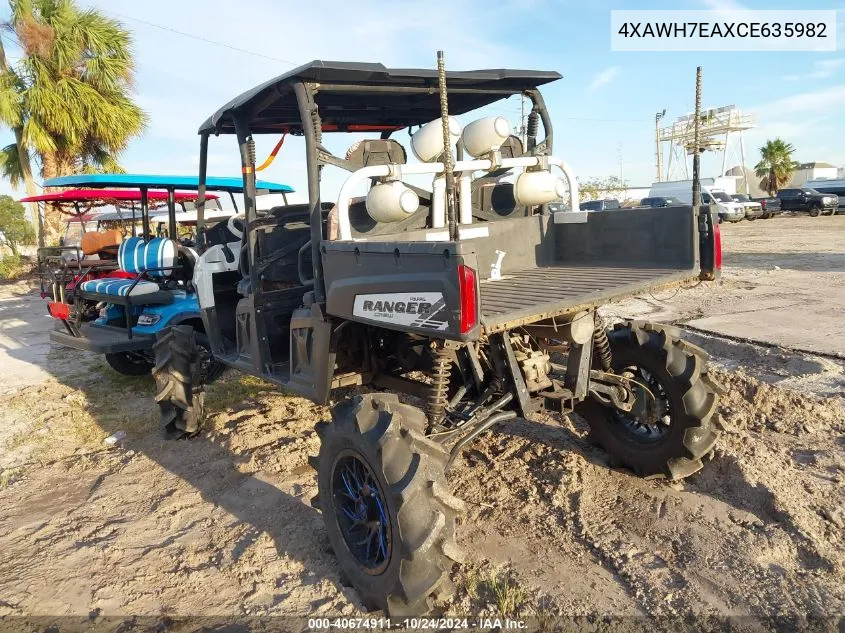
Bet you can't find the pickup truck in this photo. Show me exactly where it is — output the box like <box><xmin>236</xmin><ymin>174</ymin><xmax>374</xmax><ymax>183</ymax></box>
<box><xmin>731</xmin><ymin>194</ymin><xmax>762</xmax><ymax>220</ymax></box>
<box><xmin>639</xmin><ymin>196</ymin><xmax>685</xmax><ymax>208</ymax></box>
<box><xmin>777</xmin><ymin>188</ymin><xmax>838</xmax><ymax>217</ymax></box>
<box><xmin>755</xmin><ymin>197</ymin><xmax>783</xmax><ymax>219</ymax></box>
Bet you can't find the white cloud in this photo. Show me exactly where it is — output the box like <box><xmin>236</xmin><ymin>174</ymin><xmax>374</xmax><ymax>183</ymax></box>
<box><xmin>588</xmin><ymin>66</ymin><xmax>620</xmax><ymax>91</ymax></box>
<box><xmin>745</xmin><ymin>87</ymin><xmax>845</xmax><ymax>166</ymax></box>
<box><xmin>755</xmin><ymin>85</ymin><xmax>845</xmax><ymax>118</ymax></box>
<box><xmin>783</xmin><ymin>58</ymin><xmax>845</xmax><ymax>81</ymax></box>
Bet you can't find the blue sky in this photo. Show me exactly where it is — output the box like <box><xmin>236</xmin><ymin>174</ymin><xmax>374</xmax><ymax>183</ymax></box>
<box><xmin>2</xmin><ymin>0</ymin><xmax>845</xmax><ymax>199</ymax></box>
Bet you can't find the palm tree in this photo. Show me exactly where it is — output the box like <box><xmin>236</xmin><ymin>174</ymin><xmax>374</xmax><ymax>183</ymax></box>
<box><xmin>754</xmin><ymin>138</ymin><xmax>798</xmax><ymax>196</ymax></box>
<box><xmin>0</xmin><ymin>0</ymin><xmax>147</xmax><ymax>244</ymax></box>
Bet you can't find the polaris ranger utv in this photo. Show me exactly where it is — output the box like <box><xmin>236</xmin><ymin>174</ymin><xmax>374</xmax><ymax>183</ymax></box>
<box><xmin>158</xmin><ymin>59</ymin><xmax>723</xmax><ymax>615</ymax></box>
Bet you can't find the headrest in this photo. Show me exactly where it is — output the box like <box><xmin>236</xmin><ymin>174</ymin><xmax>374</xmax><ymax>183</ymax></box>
<box><xmin>143</xmin><ymin>237</ymin><xmax>177</xmax><ymax>277</ymax></box>
<box><xmin>346</xmin><ymin>139</ymin><xmax>407</xmax><ymax>169</ymax></box>
<box><xmin>80</xmin><ymin>230</ymin><xmax>123</xmax><ymax>256</ymax></box>
<box><xmin>499</xmin><ymin>135</ymin><xmax>524</xmax><ymax>160</ymax></box>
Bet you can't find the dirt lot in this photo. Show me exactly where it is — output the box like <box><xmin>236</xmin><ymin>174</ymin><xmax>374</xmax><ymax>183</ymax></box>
<box><xmin>0</xmin><ymin>215</ymin><xmax>843</xmax><ymax>631</ymax></box>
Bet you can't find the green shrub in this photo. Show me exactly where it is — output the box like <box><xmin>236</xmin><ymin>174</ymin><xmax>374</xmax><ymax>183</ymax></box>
<box><xmin>0</xmin><ymin>254</ymin><xmax>25</xmax><ymax>280</ymax></box>
<box><xmin>0</xmin><ymin>196</ymin><xmax>35</xmax><ymax>256</ymax></box>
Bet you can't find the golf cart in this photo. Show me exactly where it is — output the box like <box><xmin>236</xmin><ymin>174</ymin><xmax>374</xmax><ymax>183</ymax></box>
<box><xmin>28</xmin><ymin>188</ymin><xmax>222</xmax><ymax>320</ymax></box>
<box><xmin>44</xmin><ymin>174</ymin><xmax>293</xmax><ymax>376</ymax></box>
<box><xmin>153</xmin><ymin>59</ymin><xmax>724</xmax><ymax>615</ymax></box>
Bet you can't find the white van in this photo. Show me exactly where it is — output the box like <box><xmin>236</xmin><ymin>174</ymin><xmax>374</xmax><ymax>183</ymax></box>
<box><xmin>649</xmin><ymin>180</ymin><xmax>745</xmax><ymax>223</ymax></box>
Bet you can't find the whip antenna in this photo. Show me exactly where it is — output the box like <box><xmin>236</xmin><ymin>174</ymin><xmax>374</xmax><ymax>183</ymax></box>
<box><xmin>437</xmin><ymin>51</ymin><xmax>459</xmax><ymax>241</ymax></box>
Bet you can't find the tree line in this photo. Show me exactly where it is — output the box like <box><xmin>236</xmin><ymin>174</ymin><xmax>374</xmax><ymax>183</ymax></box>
<box><xmin>0</xmin><ymin>0</ymin><xmax>146</xmax><ymax>246</ymax></box>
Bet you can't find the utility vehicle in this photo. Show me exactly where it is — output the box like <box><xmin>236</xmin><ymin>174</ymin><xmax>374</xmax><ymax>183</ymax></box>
<box><xmin>153</xmin><ymin>59</ymin><xmax>723</xmax><ymax>615</ymax></box>
<box><xmin>28</xmin><ymin>188</ymin><xmax>220</xmax><ymax>318</ymax></box>
<box><xmin>42</xmin><ymin>174</ymin><xmax>292</xmax><ymax>376</ymax></box>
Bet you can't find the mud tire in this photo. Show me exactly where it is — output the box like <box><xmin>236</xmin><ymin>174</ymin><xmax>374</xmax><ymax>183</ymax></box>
<box><xmin>153</xmin><ymin>325</ymin><xmax>205</xmax><ymax>439</ymax></box>
<box><xmin>577</xmin><ymin>321</ymin><xmax>723</xmax><ymax>480</ymax></box>
<box><xmin>315</xmin><ymin>393</ymin><xmax>465</xmax><ymax>616</ymax></box>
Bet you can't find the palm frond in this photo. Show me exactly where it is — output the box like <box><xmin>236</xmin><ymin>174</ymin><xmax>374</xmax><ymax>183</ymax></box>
<box><xmin>2</xmin><ymin>0</ymin><xmax>146</xmax><ymax>191</ymax></box>
<box><xmin>0</xmin><ymin>142</ymin><xmax>25</xmax><ymax>187</ymax></box>
<box><xmin>0</xmin><ymin>70</ymin><xmax>25</xmax><ymax>127</ymax></box>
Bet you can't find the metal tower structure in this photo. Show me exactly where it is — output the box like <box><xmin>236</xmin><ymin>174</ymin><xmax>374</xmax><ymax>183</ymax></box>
<box><xmin>658</xmin><ymin>105</ymin><xmax>757</xmax><ymax>191</ymax></box>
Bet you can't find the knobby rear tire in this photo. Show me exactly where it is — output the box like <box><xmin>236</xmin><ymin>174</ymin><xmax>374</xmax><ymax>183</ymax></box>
<box><xmin>314</xmin><ymin>393</ymin><xmax>465</xmax><ymax>616</ymax></box>
<box><xmin>577</xmin><ymin>321</ymin><xmax>723</xmax><ymax>480</ymax></box>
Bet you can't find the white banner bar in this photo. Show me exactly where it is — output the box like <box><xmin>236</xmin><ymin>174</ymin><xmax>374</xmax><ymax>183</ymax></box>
<box><xmin>611</xmin><ymin>10</ymin><xmax>836</xmax><ymax>52</ymax></box>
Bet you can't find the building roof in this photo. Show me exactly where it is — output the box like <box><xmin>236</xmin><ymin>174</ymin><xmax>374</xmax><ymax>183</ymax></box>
<box><xmin>198</xmin><ymin>60</ymin><xmax>562</xmax><ymax>135</ymax></box>
<box><xmin>725</xmin><ymin>165</ymin><xmax>765</xmax><ymax>197</ymax></box>
<box><xmin>796</xmin><ymin>161</ymin><xmax>837</xmax><ymax>170</ymax></box>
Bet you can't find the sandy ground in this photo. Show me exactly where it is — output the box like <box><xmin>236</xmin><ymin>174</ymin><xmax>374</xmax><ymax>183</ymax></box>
<box><xmin>608</xmin><ymin>215</ymin><xmax>845</xmax><ymax>357</ymax></box>
<box><xmin>0</xmin><ymin>216</ymin><xmax>843</xmax><ymax>631</ymax></box>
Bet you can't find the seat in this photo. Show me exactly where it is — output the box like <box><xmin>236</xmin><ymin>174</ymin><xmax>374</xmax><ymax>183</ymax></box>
<box><xmin>80</xmin><ymin>230</ymin><xmax>122</xmax><ymax>260</ymax></box>
<box><xmin>77</xmin><ymin>236</ymin><xmax>177</xmax><ymax>306</ymax></box>
<box><xmin>141</xmin><ymin>237</ymin><xmax>178</xmax><ymax>276</ymax></box>
<box><xmin>79</xmin><ymin>277</ymin><xmax>160</xmax><ymax>297</ymax></box>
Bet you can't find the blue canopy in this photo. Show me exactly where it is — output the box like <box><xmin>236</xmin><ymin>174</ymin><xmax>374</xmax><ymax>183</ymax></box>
<box><xmin>43</xmin><ymin>173</ymin><xmax>293</xmax><ymax>194</ymax></box>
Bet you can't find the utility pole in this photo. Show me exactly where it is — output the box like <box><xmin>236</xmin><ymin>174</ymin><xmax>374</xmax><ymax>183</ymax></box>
<box><xmin>655</xmin><ymin>109</ymin><xmax>666</xmax><ymax>182</ymax></box>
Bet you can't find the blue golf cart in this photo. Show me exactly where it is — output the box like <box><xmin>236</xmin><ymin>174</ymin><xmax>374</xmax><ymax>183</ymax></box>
<box><xmin>45</xmin><ymin>173</ymin><xmax>294</xmax><ymax>376</ymax></box>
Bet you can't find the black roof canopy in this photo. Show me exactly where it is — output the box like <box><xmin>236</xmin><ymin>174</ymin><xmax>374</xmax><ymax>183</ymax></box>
<box><xmin>199</xmin><ymin>60</ymin><xmax>562</xmax><ymax>135</ymax></box>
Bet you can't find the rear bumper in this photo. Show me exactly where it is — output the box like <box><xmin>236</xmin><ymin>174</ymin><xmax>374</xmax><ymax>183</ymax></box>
<box><xmin>50</xmin><ymin>324</ymin><xmax>155</xmax><ymax>354</ymax></box>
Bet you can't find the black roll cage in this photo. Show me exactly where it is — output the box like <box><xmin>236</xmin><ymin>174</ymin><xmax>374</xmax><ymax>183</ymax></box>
<box><xmin>197</xmin><ymin>80</ymin><xmax>555</xmax><ymax>304</ymax></box>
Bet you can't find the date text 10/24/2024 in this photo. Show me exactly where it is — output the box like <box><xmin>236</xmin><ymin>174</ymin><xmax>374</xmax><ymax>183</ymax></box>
<box><xmin>308</xmin><ymin>617</ymin><xmax>527</xmax><ymax>630</ymax></box>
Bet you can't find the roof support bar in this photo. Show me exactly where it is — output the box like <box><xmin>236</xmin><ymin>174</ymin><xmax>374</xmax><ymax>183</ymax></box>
<box><xmin>140</xmin><ymin>188</ymin><xmax>150</xmax><ymax>239</ymax></box>
<box><xmin>294</xmin><ymin>80</ymin><xmax>326</xmax><ymax>302</ymax></box>
<box><xmin>167</xmin><ymin>188</ymin><xmax>177</xmax><ymax>241</ymax></box>
<box><xmin>196</xmin><ymin>132</ymin><xmax>209</xmax><ymax>250</ymax></box>
<box><xmin>234</xmin><ymin>116</ymin><xmax>259</xmax><ymax>297</ymax></box>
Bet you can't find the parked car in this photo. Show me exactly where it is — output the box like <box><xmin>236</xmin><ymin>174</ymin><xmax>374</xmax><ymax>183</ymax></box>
<box><xmin>580</xmin><ymin>198</ymin><xmax>621</xmax><ymax>212</ymax></box>
<box><xmin>647</xmin><ymin>182</ymin><xmax>745</xmax><ymax>222</ymax></box>
<box><xmin>756</xmin><ymin>197</ymin><xmax>783</xmax><ymax>219</ymax></box>
<box><xmin>776</xmin><ymin>187</ymin><xmax>838</xmax><ymax>217</ymax></box>
<box><xmin>639</xmin><ymin>196</ymin><xmax>685</xmax><ymax>208</ymax></box>
<box><xmin>731</xmin><ymin>194</ymin><xmax>763</xmax><ymax>220</ymax></box>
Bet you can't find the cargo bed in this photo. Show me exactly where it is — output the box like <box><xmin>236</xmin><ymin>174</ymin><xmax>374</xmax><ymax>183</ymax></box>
<box><xmin>322</xmin><ymin>205</ymin><xmax>700</xmax><ymax>340</ymax></box>
<box><xmin>479</xmin><ymin>264</ymin><xmax>690</xmax><ymax>331</ymax></box>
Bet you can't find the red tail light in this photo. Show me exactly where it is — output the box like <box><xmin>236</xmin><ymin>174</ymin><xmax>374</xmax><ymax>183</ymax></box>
<box><xmin>714</xmin><ymin>222</ymin><xmax>722</xmax><ymax>270</ymax></box>
<box><xmin>48</xmin><ymin>302</ymin><xmax>70</xmax><ymax>320</ymax></box>
<box><xmin>458</xmin><ymin>264</ymin><xmax>477</xmax><ymax>334</ymax></box>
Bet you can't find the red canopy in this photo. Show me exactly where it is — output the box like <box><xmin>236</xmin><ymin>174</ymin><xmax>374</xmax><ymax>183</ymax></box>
<box><xmin>19</xmin><ymin>189</ymin><xmax>218</xmax><ymax>204</ymax></box>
